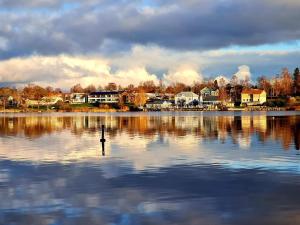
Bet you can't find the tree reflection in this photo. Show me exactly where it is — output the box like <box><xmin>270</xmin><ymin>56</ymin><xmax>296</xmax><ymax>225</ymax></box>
<box><xmin>0</xmin><ymin>114</ymin><xmax>299</xmax><ymax>150</ymax></box>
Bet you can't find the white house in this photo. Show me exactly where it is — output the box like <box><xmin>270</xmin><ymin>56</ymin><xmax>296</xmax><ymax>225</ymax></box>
<box><xmin>175</xmin><ymin>92</ymin><xmax>199</xmax><ymax>106</ymax></box>
<box><xmin>145</xmin><ymin>100</ymin><xmax>173</xmax><ymax>110</ymax></box>
<box><xmin>26</xmin><ymin>96</ymin><xmax>63</xmax><ymax>106</ymax></box>
<box><xmin>88</xmin><ymin>91</ymin><xmax>121</xmax><ymax>104</ymax></box>
<box><xmin>70</xmin><ymin>93</ymin><xmax>87</xmax><ymax>104</ymax></box>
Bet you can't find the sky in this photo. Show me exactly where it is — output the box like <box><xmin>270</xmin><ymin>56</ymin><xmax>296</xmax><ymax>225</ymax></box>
<box><xmin>0</xmin><ymin>0</ymin><xmax>300</xmax><ymax>89</ymax></box>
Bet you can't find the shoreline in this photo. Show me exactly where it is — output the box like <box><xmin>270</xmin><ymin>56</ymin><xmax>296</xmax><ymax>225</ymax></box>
<box><xmin>0</xmin><ymin>107</ymin><xmax>298</xmax><ymax>113</ymax></box>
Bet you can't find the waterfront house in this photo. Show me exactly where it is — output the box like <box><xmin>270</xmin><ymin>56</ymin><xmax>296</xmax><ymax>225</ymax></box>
<box><xmin>0</xmin><ymin>95</ymin><xmax>18</xmax><ymax>107</ymax></box>
<box><xmin>241</xmin><ymin>89</ymin><xmax>267</xmax><ymax>105</ymax></box>
<box><xmin>88</xmin><ymin>91</ymin><xmax>121</xmax><ymax>104</ymax></box>
<box><xmin>175</xmin><ymin>92</ymin><xmax>199</xmax><ymax>107</ymax></box>
<box><xmin>69</xmin><ymin>93</ymin><xmax>87</xmax><ymax>104</ymax></box>
<box><xmin>42</xmin><ymin>96</ymin><xmax>64</xmax><ymax>105</ymax></box>
<box><xmin>202</xmin><ymin>96</ymin><xmax>221</xmax><ymax>106</ymax></box>
<box><xmin>25</xmin><ymin>95</ymin><xmax>63</xmax><ymax>106</ymax></box>
<box><xmin>200</xmin><ymin>87</ymin><xmax>219</xmax><ymax>97</ymax></box>
<box><xmin>145</xmin><ymin>100</ymin><xmax>173</xmax><ymax>110</ymax></box>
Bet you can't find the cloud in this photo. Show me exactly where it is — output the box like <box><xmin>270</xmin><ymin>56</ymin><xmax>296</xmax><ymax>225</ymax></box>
<box><xmin>0</xmin><ymin>0</ymin><xmax>300</xmax><ymax>59</ymax></box>
<box><xmin>1</xmin><ymin>47</ymin><xmax>300</xmax><ymax>88</ymax></box>
<box><xmin>234</xmin><ymin>65</ymin><xmax>251</xmax><ymax>81</ymax></box>
<box><xmin>163</xmin><ymin>65</ymin><xmax>203</xmax><ymax>85</ymax></box>
<box><xmin>0</xmin><ymin>55</ymin><xmax>159</xmax><ymax>88</ymax></box>
<box><xmin>214</xmin><ymin>75</ymin><xmax>230</xmax><ymax>85</ymax></box>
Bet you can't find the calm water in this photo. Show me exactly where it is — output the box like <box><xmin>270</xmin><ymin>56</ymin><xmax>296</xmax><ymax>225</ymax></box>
<box><xmin>0</xmin><ymin>111</ymin><xmax>300</xmax><ymax>225</ymax></box>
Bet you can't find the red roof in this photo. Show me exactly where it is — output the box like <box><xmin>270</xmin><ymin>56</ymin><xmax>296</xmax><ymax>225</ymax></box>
<box><xmin>241</xmin><ymin>89</ymin><xmax>264</xmax><ymax>94</ymax></box>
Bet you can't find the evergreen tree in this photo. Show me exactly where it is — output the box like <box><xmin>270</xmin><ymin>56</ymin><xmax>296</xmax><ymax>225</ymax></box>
<box><xmin>293</xmin><ymin>68</ymin><xmax>300</xmax><ymax>96</ymax></box>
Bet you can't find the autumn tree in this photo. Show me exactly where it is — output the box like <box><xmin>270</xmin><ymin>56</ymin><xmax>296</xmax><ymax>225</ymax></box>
<box><xmin>271</xmin><ymin>76</ymin><xmax>281</xmax><ymax>97</ymax></box>
<box><xmin>257</xmin><ymin>76</ymin><xmax>271</xmax><ymax>95</ymax></box>
<box><xmin>45</xmin><ymin>86</ymin><xmax>54</xmax><ymax>95</ymax></box>
<box><xmin>55</xmin><ymin>88</ymin><xmax>62</xmax><ymax>94</ymax></box>
<box><xmin>218</xmin><ymin>78</ymin><xmax>228</xmax><ymax>102</ymax></box>
<box><xmin>139</xmin><ymin>80</ymin><xmax>156</xmax><ymax>93</ymax></box>
<box><xmin>105</xmin><ymin>82</ymin><xmax>117</xmax><ymax>91</ymax></box>
<box><xmin>157</xmin><ymin>79</ymin><xmax>165</xmax><ymax>94</ymax></box>
<box><xmin>174</xmin><ymin>82</ymin><xmax>188</xmax><ymax>93</ymax></box>
<box><xmin>281</xmin><ymin>68</ymin><xmax>293</xmax><ymax>96</ymax></box>
<box><xmin>22</xmin><ymin>84</ymin><xmax>47</xmax><ymax>109</ymax></box>
<box><xmin>134</xmin><ymin>90</ymin><xmax>147</xmax><ymax>107</ymax></box>
<box><xmin>192</xmin><ymin>82</ymin><xmax>205</xmax><ymax>95</ymax></box>
<box><xmin>84</xmin><ymin>84</ymin><xmax>96</xmax><ymax>93</ymax></box>
<box><xmin>126</xmin><ymin>84</ymin><xmax>135</xmax><ymax>92</ymax></box>
<box><xmin>240</xmin><ymin>76</ymin><xmax>251</xmax><ymax>88</ymax></box>
<box><xmin>230</xmin><ymin>75</ymin><xmax>238</xmax><ymax>87</ymax></box>
<box><xmin>70</xmin><ymin>84</ymin><xmax>84</xmax><ymax>93</ymax></box>
<box><xmin>230</xmin><ymin>75</ymin><xmax>242</xmax><ymax>103</ymax></box>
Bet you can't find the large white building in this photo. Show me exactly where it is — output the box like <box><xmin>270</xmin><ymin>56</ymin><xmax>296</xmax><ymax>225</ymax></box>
<box><xmin>175</xmin><ymin>92</ymin><xmax>199</xmax><ymax>106</ymax></box>
<box><xmin>88</xmin><ymin>91</ymin><xmax>121</xmax><ymax>104</ymax></box>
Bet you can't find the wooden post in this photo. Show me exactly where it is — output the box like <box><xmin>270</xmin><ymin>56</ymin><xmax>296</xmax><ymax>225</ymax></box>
<box><xmin>100</xmin><ymin>125</ymin><xmax>106</xmax><ymax>156</ymax></box>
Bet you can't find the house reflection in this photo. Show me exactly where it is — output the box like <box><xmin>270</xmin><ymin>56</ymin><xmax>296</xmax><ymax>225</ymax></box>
<box><xmin>0</xmin><ymin>114</ymin><xmax>299</xmax><ymax>150</ymax></box>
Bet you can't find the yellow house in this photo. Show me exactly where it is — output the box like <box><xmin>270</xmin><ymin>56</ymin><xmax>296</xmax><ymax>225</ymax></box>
<box><xmin>241</xmin><ymin>89</ymin><xmax>267</xmax><ymax>105</ymax></box>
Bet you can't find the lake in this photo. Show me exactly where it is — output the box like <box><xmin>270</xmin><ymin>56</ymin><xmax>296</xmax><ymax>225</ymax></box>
<box><xmin>0</xmin><ymin>111</ymin><xmax>300</xmax><ymax>225</ymax></box>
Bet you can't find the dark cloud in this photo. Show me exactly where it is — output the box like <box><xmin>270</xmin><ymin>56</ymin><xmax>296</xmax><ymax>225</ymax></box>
<box><xmin>0</xmin><ymin>0</ymin><xmax>300</xmax><ymax>58</ymax></box>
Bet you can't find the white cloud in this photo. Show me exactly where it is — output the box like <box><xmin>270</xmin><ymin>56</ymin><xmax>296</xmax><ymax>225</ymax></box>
<box><xmin>0</xmin><ymin>55</ymin><xmax>158</xmax><ymax>88</ymax></box>
<box><xmin>1</xmin><ymin>46</ymin><xmax>300</xmax><ymax>89</ymax></box>
<box><xmin>214</xmin><ymin>75</ymin><xmax>230</xmax><ymax>85</ymax></box>
<box><xmin>163</xmin><ymin>65</ymin><xmax>203</xmax><ymax>85</ymax></box>
<box><xmin>234</xmin><ymin>65</ymin><xmax>251</xmax><ymax>81</ymax></box>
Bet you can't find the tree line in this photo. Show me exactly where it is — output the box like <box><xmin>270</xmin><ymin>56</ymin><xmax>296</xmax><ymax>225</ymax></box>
<box><xmin>0</xmin><ymin>67</ymin><xmax>300</xmax><ymax>107</ymax></box>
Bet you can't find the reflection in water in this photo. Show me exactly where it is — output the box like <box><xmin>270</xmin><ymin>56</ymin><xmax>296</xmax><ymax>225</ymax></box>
<box><xmin>100</xmin><ymin>125</ymin><xmax>106</xmax><ymax>156</ymax></box>
<box><xmin>0</xmin><ymin>112</ymin><xmax>300</xmax><ymax>225</ymax></box>
<box><xmin>0</xmin><ymin>113</ymin><xmax>299</xmax><ymax>150</ymax></box>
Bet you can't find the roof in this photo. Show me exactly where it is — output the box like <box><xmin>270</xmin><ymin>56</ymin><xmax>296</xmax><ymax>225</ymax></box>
<box><xmin>89</xmin><ymin>91</ymin><xmax>121</xmax><ymax>95</ymax></box>
<box><xmin>146</xmin><ymin>100</ymin><xmax>173</xmax><ymax>104</ymax></box>
<box><xmin>176</xmin><ymin>92</ymin><xmax>199</xmax><ymax>97</ymax></box>
<box><xmin>241</xmin><ymin>89</ymin><xmax>265</xmax><ymax>95</ymax></box>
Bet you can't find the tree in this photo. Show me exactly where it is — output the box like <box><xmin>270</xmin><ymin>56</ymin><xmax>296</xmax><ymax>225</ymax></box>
<box><xmin>257</xmin><ymin>76</ymin><xmax>271</xmax><ymax>95</ymax></box>
<box><xmin>105</xmin><ymin>82</ymin><xmax>117</xmax><ymax>91</ymax></box>
<box><xmin>218</xmin><ymin>78</ymin><xmax>228</xmax><ymax>102</ymax></box>
<box><xmin>84</xmin><ymin>84</ymin><xmax>96</xmax><ymax>93</ymax></box>
<box><xmin>271</xmin><ymin>76</ymin><xmax>281</xmax><ymax>97</ymax></box>
<box><xmin>281</xmin><ymin>68</ymin><xmax>293</xmax><ymax>96</ymax></box>
<box><xmin>54</xmin><ymin>88</ymin><xmax>62</xmax><ymax>94</ymax></box>
<box><xmin>230</xmin><ymin>75</ymin><xmax>242</xmax><ymax>103</ymax></box>
<box><xmin>139</xmin><ymin>80</ymin><xmax>156</xmax><ymax>93</ymax></box>
<box><xmin>134</xmin><ymin>90</ymin><xmax>147</xmax><ymax>107</ymax></box>
<box><xmin>173</xmin><ymin>82</ymin><xmax>187</xmax><ymax>94</ymax></box>
<box><xmin>192</xmin><ymin>82</ymin><xmax>205</xmax><ymax>95</ymax></box>
<box><xmin>70</xmin><ymin>84</ymin><xmax>84</xmax><ymax>93</ymax></box>
<box><xmin>22</xmin><ymin>84</ymin><xmax>47</xmax><ymax>109</ymax></box>
<box><xmin>293</xmin><ymin>68</ymin><xmax>300</xmax><ymax>96</ymax></box>
<box><xmin>126</xmin><ymin>84</ymin><xmax>135</xmax><ymax>92</ymax></box>
<box><xmin>230</xmin><ymin>75</ymin><xmax>238</xmax><ymax>87</ymax></box>
<box><xmin>213</xmin><ymin>80</ymin><xmax>219</xmax><ymax>90</ymax></box>
<box><xmin>240</xmin><ymin>76</ymin><xmax>250</xmax><ymax>88</ymax></box>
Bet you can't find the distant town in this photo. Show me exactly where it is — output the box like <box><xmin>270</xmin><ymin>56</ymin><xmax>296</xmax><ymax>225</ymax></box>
<box><xmin>1</xmin><ymin>67</ymin><xmax>300</xmax><ymax>112</ymax></box>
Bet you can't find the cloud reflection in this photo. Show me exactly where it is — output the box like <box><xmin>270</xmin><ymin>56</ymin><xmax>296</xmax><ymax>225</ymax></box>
<box><xmin>0</xmin><ymin>112</ymin><xmax>299</xmax><ymax>173</ymax></box>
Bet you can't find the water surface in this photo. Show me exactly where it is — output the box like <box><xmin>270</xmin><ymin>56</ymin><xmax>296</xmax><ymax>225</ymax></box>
<box><xmin>0</xmin><ymin>111</ymin><xmax>300</xmax><ymax>225</ymax></box>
